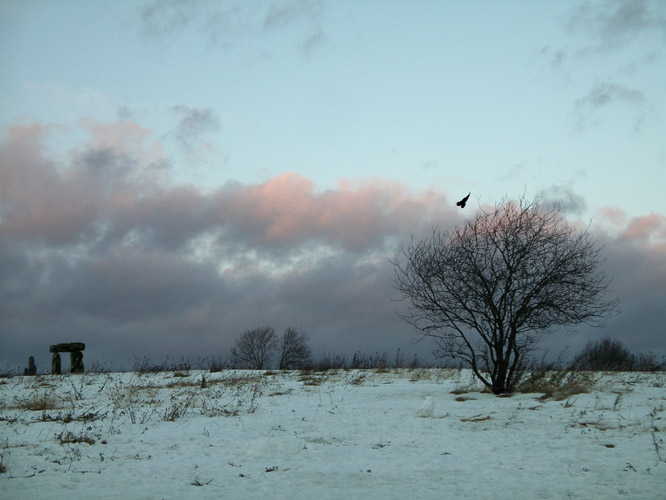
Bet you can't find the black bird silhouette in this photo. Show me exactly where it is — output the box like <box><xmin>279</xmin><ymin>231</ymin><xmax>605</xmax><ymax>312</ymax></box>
<box><xmin>456</xmin><ymin>192</ymin><xmax>470</xmax><ymax>208</ymax></box>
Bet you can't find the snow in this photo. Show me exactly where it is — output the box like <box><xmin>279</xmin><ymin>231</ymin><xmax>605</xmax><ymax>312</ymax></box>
<box><xmin>1</xmin><ymin>369</ymin><xmax>664</xmax><ymax>499</ymax></box>
<box><xmin>415</xmin><ymin>396</ymin><xmax>435</xmax><ymax>418</ymax></box>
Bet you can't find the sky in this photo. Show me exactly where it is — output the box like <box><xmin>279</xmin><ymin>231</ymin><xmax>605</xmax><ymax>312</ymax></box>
<box><xmin>1</xmin><ymin>0</ymin><xmax>665</xmax><ymax>371</ymax></box>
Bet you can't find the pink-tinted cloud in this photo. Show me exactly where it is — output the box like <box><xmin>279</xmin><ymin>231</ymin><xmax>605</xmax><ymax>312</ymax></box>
<box><xmin>0</xmin><ymin>122</ymin><xmax>99</xmax><ymax>244</ymax></box>
<box><xmin>80</xmin><ymin>118</ymin><xmax>165</xmax><ymax>165</ymax></box>
<box><xmin>620</xmin><ymin>213</ymin><xmax>666</xmax><ymax>242</ymax></box>
<box><xmin>216</xmin><ymin>173</ymin><xmax>456</xmax><ymax>252</ymax></box>
<box><xmin>595</xmin><ymin>206</ymin><xmax>666</xmax><ymax>244</ymax></box>
<box><xmin>598</xmin><ymin>206</ymin><xmax>627</xmax><ymax>226</ymax></box>
<box><xmin>1</xmin><ymin>120</ymin><xmax>458</xmax><ymax>256</ymax></box>
<box><xmin>4</xmin><ymin>121</ymin><xmax>664</xmax><ymax>263</ymax></box>
<box><xmin>0</xmin><ymin>120</ymin><xmax>169</xmax><ymax>246</ymax></box>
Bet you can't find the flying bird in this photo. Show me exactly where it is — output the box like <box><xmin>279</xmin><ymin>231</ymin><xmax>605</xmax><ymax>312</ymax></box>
<box><xmin>456</xmin><ymin>192</ymin><xmax>470</xmax><ymax>208</ymax></box>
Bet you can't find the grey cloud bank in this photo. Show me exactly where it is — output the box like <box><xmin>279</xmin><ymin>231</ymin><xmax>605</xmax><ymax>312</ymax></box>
<box><xmin>1</xmin><ymin>120</ymin><xmax>664</xmax><ymax>371</ymax></box>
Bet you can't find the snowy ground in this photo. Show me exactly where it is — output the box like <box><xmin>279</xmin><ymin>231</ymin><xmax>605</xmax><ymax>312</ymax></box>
<box><xmin>1</xmin><ymin>369</ymin><xmax>664</xmax><ymax>499</ymax></box>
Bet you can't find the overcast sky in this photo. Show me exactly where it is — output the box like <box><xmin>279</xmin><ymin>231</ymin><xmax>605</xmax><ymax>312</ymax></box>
<box><xmin>1</xmin><ymin>0</ymin><xmax>665</xmax><ymax>371</ymax></box>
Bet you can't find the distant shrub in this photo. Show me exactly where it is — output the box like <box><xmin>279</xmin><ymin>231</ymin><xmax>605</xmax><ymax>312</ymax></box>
<box><xmin>311</xmin><ymin>353</ymin><xmax>349</xmax><ymax>371</ymax></box>
<box><xmin>133</xmin><ymin>356</ymin><xmax>192</xmax><ymax>374</ymax></box>
<box><xmin>0</xmin><ymin>363</ymin><xmax>16</xmax><ymax>378</ymax></box>
<box><xmin>208</xmin><ymin>357</ymin><xmax>229</xmax><ymax>373</ymax></box>
<box><xmin>350</xmin><ymin>351</ymin><xmax>389</xmax><ymax>370</ymax></box>
<box><xmin>570</xmin><ymin>337</ymin><xmax>663</xmax><ymax>371</ymax></box>
<box><xmin>303</xmin><ymin>350</ymin><xmax>433</xmax><ymax>372</ymax></box>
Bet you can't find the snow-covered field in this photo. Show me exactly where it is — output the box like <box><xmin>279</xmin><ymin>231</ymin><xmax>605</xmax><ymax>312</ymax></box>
<box><xmin>1</xmin><ymin>369</ymin><xmax>664</xmax><ymax>499</ymax></box>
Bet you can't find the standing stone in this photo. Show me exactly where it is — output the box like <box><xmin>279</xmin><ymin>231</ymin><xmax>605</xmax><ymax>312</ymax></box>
<box><xmin>70</xmin><ymin>351</ymin><xmax>84</xmax><ymax>374</ymax></box>
<box><xmin>27</xmin><ymin>356</ymin><xmax>36</xmax><ymax>375</ymax></box>
<box><xmin>52</xmin><ymin>352</ymin><xmax>62</xmax><ymax>375</ymax></box>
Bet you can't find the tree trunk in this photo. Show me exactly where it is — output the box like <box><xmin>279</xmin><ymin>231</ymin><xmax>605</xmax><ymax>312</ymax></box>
<box><xmin>491</xmin><ymin>361</ymin><xmax>509</xmax><ymax>394</ymax></box>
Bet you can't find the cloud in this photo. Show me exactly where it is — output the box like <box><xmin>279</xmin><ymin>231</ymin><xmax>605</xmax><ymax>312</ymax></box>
<box><xmin>138</xmin><ymin>0</ymin><xmax>326</xmax><ymax>55</ymax></box>
<box><xmin>573</xmin><ymin>82</ymin><xmax>646</xmax><ymax>130</ymax></box>
<box><xmin>0</xmin><ymin>119</ymin><xmax>459</xmax><ymax>367</ymax></box>
<box><xmin>538</xmin><ymin>226</ymin><xmax>666</xmax><ymax>359</ymax></box>
<box><xmin>214</xmin><ymin>173</ymin><xmax>452</xmax><ymax>254</ymax></box>
<box><xmin>575</xmin><ymin>82</ymin><xmax>645</xmax><ymax>109</ymax></box>
<box><xmin>543</xmin><ymin>0</ymin><xmax>666</xmax><ymax>73</ymax></box>
<box><xmin>596</xmin><ymin>206</ymin><xmax>666</xmax><ymax>243</ymax></box>
<box><xmin>598</xmin><ymin>206</ymin><xmax>627</xmax><ymax>226</ymax></box>
<box><xmin>170</xmin><ymin>105</ymin><xmax>220</xmax><ymax>152</ymax></box>
<box><xmin>540</xmin><ymin>1</ymin><xmax>664</xmax><ymax>133</ymax></box>
<box><xmin>592</xmin><ymin>228</ymin><xmax>666</xmax><ymax>352</ymax></box>
<box><xmin>1</xmin><ymin>120</ymin><xmax>454</xmax><ymax>254</ymax></box>
<box><xmin>2</xmin><ymin>119</ymin><xmax>664</xmax><ymax>370</ymax></box>
<box><xmin>139</xmin><ymin>0</ymin><xmax>263</xmax><ymax>50</ymax></box>
<box><xmin>538</xmin><ymin>185</ymin><xmax>588</xmax><ymax>215</ymax></box>
<box><xmin>264</xmin><ymin>0</ymin><xmax>325</xmax><ymax>55</ymax></box>
<box><xmin>81</xmin><ymin>118</ymin><xmax>166</xmax><ymax>165</ymax></box>
<box><xmin>0</xmin><ymin>119</ymin><xmax>169</xmax><ymax>246</ymax></box>
<box><xmin>620</xmin><ymin>213</ymin><xmax>666</xmax><ymax>241</ymax></box>
<box><xmin>568</xmin><ymin>0</ymin><xmax>666</xmax><ymax>51</ymax></box>
<box><xmin>538</xmin><ymin>46</ymin><xmax>568</xmax><ymax>70</ymax></box>
<box><xmin>139</xmin><ymin>0</ymin><xmax>200</xmax><ymax>39</ymax></box>
<box><xmin>116</xmin><ymin>106</ymin><xmax>134</xmax><ymax>120</ymax></box>
<box><xmin>264</xmin><ymin>0</ymin><xmax>320</xmax><ymax>30</ymax></box>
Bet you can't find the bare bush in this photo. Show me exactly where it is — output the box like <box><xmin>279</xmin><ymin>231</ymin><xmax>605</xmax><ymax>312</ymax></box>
<box><xmin>133</xmin><ymin>356</ymin><xmax>191</xmax><ymax>374</ymax></box>
<box><xmin>570</xmin><ymin>336</ymin><xmax>663</xmax><ymax>371</ymax></box>
<box><xmin>350</xmin><ymin>352</ymin><xmax>389</xmax><ymax>370</ymax></box>
<box><xmin>310</xmin><ymin>353</ymin><xmax>348</xmax><ymax>371</ymax></box>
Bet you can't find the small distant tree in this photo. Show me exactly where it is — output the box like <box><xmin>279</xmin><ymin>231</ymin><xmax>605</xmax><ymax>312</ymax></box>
<box><xmin>393</xmin><ymin>196</ymin><xmax>618</xmax><ymax>394</ymax></box>
<box><xmin>231</xmin><ymin>326</ymin><xmax>279</xmax><ymax>369</ymax></box>
<box><xmin>278</xmin><ymin>328</ymin><xmax>312</xmax><ymax>370</ymax></box>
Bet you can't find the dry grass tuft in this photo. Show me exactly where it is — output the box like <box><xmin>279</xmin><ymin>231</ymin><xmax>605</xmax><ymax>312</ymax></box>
<box><xmin>57</xmin><ymin>431</ymin><xmax>96</xmax><ymax>445</ymax></box>
<box><xmin>349</xmin><ymin>374</ymin><xmax>367</xmax><ymax>385</ymax></box>
<box><xmin>408</xmin><ymin>369</ymin><xmax>432</xmax><ymax>382</ymax></box>
<box><xmin>299</xmin><ymin>372</ymin><xmax>325</xmax><ymax>386</ymax></box>
<box><xmin>517</xmin><ymin>370</ymin><xmax>596</xmax><ymax>400</ymax></box>
<box><xmin>12</xmin><ymin>392</ymin><xmax>61</xmax><ymax>411</ymax></box>
<box><xmin>460</xmin><ymin>414</ymin><xmax>491</xmax><ymax>422</ymax></box>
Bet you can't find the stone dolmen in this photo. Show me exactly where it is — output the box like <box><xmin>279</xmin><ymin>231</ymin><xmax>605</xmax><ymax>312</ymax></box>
<box><xmin>49</xmin><ymin>342</ymin><xmax>85</xmax><ymax>374</ymax></box>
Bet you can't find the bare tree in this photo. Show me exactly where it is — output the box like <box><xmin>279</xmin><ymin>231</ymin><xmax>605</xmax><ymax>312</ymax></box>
<box><xmin>278</xmin><ymin>327</ymin><xmax>312</xmax><ymax>370</ymax></box>
<box><xmin>231</xmin><ymin>326</ymin><xmax>279</xmax><ymax>369</ymax></box>
<box><xmin>393</xmin><ymin>196</ymin><xmax>618</xmax><ymax>394</ymax></box>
